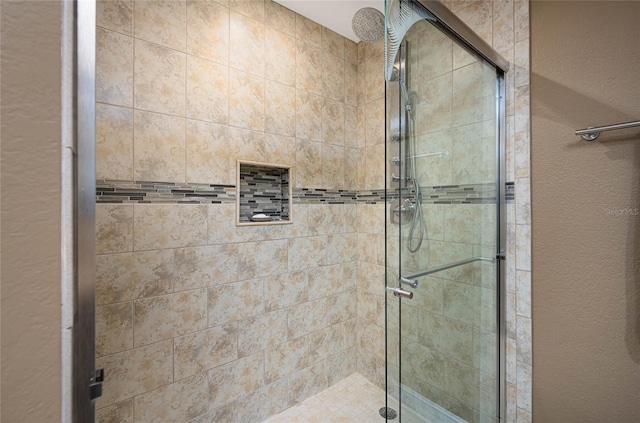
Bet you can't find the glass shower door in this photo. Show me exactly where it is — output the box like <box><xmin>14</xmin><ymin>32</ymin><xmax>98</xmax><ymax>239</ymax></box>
<box><xmin>386</xmin><ymin>15</ymin><xmax>503</xmax><ymax>423</ymax></box>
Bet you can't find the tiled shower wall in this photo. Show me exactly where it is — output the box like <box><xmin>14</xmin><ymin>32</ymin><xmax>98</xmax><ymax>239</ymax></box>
<box><xmin>94</xmin><ymin>1</ymin><xmax>367</xmax><ymax>421</ymax></box>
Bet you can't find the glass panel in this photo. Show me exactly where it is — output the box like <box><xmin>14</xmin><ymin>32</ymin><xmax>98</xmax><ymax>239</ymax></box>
<box><xmin>386</xmin><ymin>16</ymin><xmax>500</xmax><ymax>423</ymax></box>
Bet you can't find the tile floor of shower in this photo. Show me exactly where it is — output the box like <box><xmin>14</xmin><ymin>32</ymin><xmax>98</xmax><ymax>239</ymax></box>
<box><xmin>262</xmin><ymin>373</ymin><xmax>426</xmax><ymax>423</ymax></box>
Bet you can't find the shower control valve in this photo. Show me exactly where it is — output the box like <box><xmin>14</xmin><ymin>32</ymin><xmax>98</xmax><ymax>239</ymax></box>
<box><xmin>390</xmin><ymin>157</ymin><xmax>401</xmax><ymax>166</ymax></box>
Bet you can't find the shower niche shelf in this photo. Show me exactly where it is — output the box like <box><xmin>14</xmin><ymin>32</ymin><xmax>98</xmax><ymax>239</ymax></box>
<box><xmin>236</xmin><ymin>160</ymin><xmax>292</xmax><ymax>226</ymax></box>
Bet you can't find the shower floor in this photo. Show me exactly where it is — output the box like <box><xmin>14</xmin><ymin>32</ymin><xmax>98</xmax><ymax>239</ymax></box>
<box><xmin>261</xmin><ymin>373</ymin><xmax>428</xmax><ymax>423</ymax></box>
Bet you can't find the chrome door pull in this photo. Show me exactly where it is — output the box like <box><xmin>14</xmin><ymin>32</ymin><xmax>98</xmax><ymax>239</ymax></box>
<box><xmin>387</xmin><ymin>287</ymin><xmax>414</xmax><ymax>299</ymax></box>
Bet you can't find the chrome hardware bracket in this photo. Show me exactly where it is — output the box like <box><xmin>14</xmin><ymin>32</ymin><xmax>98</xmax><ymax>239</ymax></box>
<box><xmin>387</xmin><ymin>286</ymin><xmax>414</xmax><ymax>299</ymax></box>
<box><xmin>399</xmin><ymin>276</ymin><xmax>418</xmax><ymax>288</ymax></box>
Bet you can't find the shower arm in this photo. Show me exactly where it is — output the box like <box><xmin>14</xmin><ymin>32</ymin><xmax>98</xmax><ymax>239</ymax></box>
<box><xmin>399</xmin><ymin>256</ymin><xmax>495</xmax><ymax>288</ymax></box>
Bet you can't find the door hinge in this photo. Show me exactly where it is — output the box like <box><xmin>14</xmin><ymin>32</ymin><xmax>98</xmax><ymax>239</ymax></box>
<box><xmin>89</xmin><ymin>368</ymin><xmax>104</xmax><ymax>400</ymax></box>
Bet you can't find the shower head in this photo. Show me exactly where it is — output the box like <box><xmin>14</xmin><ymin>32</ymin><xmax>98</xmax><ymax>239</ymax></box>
<box><xmin>352</xmin><ymin>7</ymin><xmax>385</xmax><ymax>43</ymax></box>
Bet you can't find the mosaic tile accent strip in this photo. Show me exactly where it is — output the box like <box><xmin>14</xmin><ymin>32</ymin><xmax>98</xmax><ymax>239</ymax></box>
<box><xmin>238</xmin><ymin>164</ymin><xmax>290</xmax><ymax>222</ymax></box>
<box><xmin>97</xmin><ymin>181</ymin><xmax>512</xmax><ymax>205</ymax></box>
<box><xmin>96</xmin><ymin>180</ymin><xmax>236</xmax><ymax>204</ymax></box>
<box><xmin>293</xmin><ymin>188</ymin><xmax>359</xmax><ymax>204</ymax></box>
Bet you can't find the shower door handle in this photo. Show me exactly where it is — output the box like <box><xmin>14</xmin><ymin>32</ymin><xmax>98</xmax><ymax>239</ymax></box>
<box><xmin>387</xmin><ymin>287</ymin><xmax>414</xmax><ymax>299</ymax></box>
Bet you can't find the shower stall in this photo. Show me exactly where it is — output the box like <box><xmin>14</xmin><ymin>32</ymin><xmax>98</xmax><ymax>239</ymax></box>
<box><xmin>76</xmin><ymin>0</ymin><xmax>508</xmax><ymax>422</ymax></box>
<box><xmin>384</xmin><ymin>2</ymin><xmax>506</xmax><ymax>422</ymax></box>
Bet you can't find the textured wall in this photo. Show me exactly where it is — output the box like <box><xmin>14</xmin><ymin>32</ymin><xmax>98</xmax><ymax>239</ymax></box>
<box><xmin>531</xmin><ymin>2</ymin><xmax>640</xmax><ymax>422</ymax></box>
<box><xmin>0</xmin><ymin>1</ymin><xmax>63</xmax><ymax>422</ymax></box>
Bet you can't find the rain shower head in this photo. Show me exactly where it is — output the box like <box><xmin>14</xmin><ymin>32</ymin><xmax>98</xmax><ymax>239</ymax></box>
<box><xmin>352</xmin><ymin>7</ymin><xmax>385</xmax><ymax>43</ymax></box>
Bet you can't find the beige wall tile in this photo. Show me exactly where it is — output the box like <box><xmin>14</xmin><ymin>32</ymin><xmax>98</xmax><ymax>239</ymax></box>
<box><xmin>345</xmin><ymin>39</ymin><xmax>357</xmax><ymax>64</ymax></box>
<box><xmin>327</xmin><ymin>348</ymin><xmax>357</xmax><ymax>386</ymax></box>
<box><xmin>344</xmin><ymin>105</ymin><xmax>358</xmax><ymax>148</ymax></box>
<box><xmin>185</xmin><ymin>120</ymin><xmax>233</xmax><ymax>185</ymax></box>
<box><xmin>345</xmin><ymin>62</ymin><xmax>358</xmax><ymax>107</ymax></box>
<box><xmin>287</xmin><ymin>235</ymin><xmax>326</xmax><ymax>271</ymax></box>
<box><xmin>415</xmin><ymin>73</ymin><xmax>453</xmax><ymax>134</ymax></box>
<box><xmin>327</xmin><ymin>290</ymin><xmax>356</xmax><ymax>325</ymax></box>
<box><xmin>295</xmin><ymin>41</ymin><xmax>323</xmax><ymax>95</ymax></box>
<box><xmin>236</xmin><ymin>378</ymin><xmax>290</xmax><ymax>423</ymax></box>
<box><xmin>265</xmin><ymin>0</ymin><xmax>295</xmax><ymax>36</ymax></box>
<box><xmin>321</xmin><ymin>27</ymin><xmax>344</xmax><ymax>58</ymax></box>
<box><xmin>455</xmin><ymin>1</ymin><xmax>493</xmax><ymax>45</ymax></box>
<box><xmin>96</xmin><ymin>104</ymin><xmax>133</xmax><ymax>180</ymax></box>
<box><xmin>309</xmin><ymin>324</ymin><xmax>346</xmax><ymax>364</ymax></box>
<box><xmin>309</xmin><ymin>204</ymin><xmax>344</xmax><ymax>235</ymax></box>
<box><xmin>365</xmin><ymin>98</ymin><xmax>385</xmax><ymax>146</ymax></box>
<box><xmin>97</xmin><ymin>0</ymin><xmax>133</xmax><ymax>35</ymax></box>
<box><xmin>265</xmin><ymin>80</ymin><xmax>295</xmax><ymax>136</ymax></box>
<box><xmin>134</xmin><ymin>373</ymin><xmax>208</xmax><ymax>422</ymax></box>
<box><xmin>493</xmin><ymin>0</ymin><xmax>515</xmax><ymax>52</ymax></box>
<box><xmin>295</xmin><ymin>14</ymin><xmax>321</xmax><ymax>47</ymax></box>
<box><xmin>364</xmin><ymin>144</ymin><xmax>385</xmax><ymax>189</ymax></box>
<box><xmin>295</xmin><ymin>90</ymin><xmax>322</xmax><ymax>142</ymax></box>
<box><xmin>237</xmin><ymin>309</ymin><xmax>288</xmax><ymax>357</ymax></box>
<box><xmin>229</xmin><ymin>0</ymin><xmax>265</xmax><ymax>21</ymax></box>
<box><xmin>208</xmin><ymin>279</ymin><xmax>264</xmax><ymax>326</ymax></box>
<box><xmin>321</xmin><ymin>144</ymin><xmax>345</xmax><ymax>189</ymax></box>
<box><xmin>96</xmin><ymin>28</ymin><xmax>133</xmax><ymax>107</ymax></box>
<box><xmin>264</xmin><ymin>133</ymin><xmax>296</xmax><ymax>167</ymax></box>
<box><xmin>402</xmin><ymin>340</ymin><xmax>445</xmax><ymax>390</ymax></box>
<box><xmin>96</xmin><ymin>340</ymin><xmax>173</xmax><ymax>408</ymax></box>
<box><xmin>134</xmin><ymin>40</ymin><xmax>186</xmax><ymax>116</ymax></box>
<box><xmin>187</xmin><ymin>0</ymin><xmax>230</xmax><ymax>65</ymax></box>
<box><xmin>321</xmin><ymin>98</ymin><xmax>345</xmax><ymax>145</ymax></box>
<box><xmin>134</xmin><ymin>0</ymin><xmax>186</xmax><ymax>50</ymax></box>
<box><xmin>134</xmin><ymin>288</ymin><xmax>208</xmax><ymax>346</ymax></box>
<box><xmin>230</xmin><ymin>11</ymin><xmax>265</xmax><ymax>76</ymax></box>
<box><xmin>96</xmin><ymin>204</ymin><xmax>133</xmax><ymax>255</ymax></box>
<box><xmin>265</xmin><ymin>336</ymin><xmax>308</xmax><ymax>383</ymax></box>
<box><xmin>231</xmin><ymin>126</ymin><xmax>266</xmax><ymax>163</ymax></box>
<box><xmin>365</xmin><ymin>54</ymin><xmax>384</xmax><ymax>103</ymax></box>
<box><xmin>294</xmin><ymin>140</ymin><xmax>322</xmax><ymax>188</ymax></box>
<box><xmin>238</xmin><ymin>239</ymin><xmax>288</xmax><ymax>280</ymax></box>
<box><xmin>133</xmin><ymin>110</ymin><xmax>185</xmax><ymax>182</ymax></box>
<box><xmin>288</xmin><ymin>361</ymin><xmax>328</xmax><ymax>405</ymax></box>
<box><xmin>326</xmin><ymin>233</ymin><xmax>357</xmax><ymax>265</ymax></box>
<box><xmin>229</xmin><ymin>69</ymin><xmax>265</xmax><ymax>131</ymax></box>
<box><xmin>308</xmin><ymin>263</ymin><xmax>343</xmax><ymax>300</ymax></box>
<box><xmin>96</xmin><ymin>250</ymin><xmax>173</xmax><ymax>306</ymax></box>
<box><xmin>96</xmin><ymin>399</ymin><xmax>133</xmax><ymax>423</ymax></box>
<box><xmin>421</xmin><ymin>312</ymin><xmax>474</xmax><ymax>365</ymax></box>
<box><xmin>133</xmin><ymin>204</ymin><xmax>208</xmax><ymax>250</ymax></box>
<box><xmin>265</xmin><ymin>27</ymin><xmax>296</xmax><ymax>86</ymax></box>
<box><xmin>174</xmin><ymin>244</ymin><xmax>239</xmax><ymax>292</ymax></box>
<box><xmin>344</xmin><ymin>148</ymin><xmax>358</xmax><ymax>189</ymax></box>
<box><xmin>287</xmin><ymin>298</ymin><xmax>328</xmax><ymax>339</ymax></box>
<box><xmin>322</xmin><ymin>51</ymin><xmax>344</xmax><ymax>101</ymax></box>
<box><xmin>186</xmin><ymin>56</ymin><xmax>229</xmax><ymax>124</ymax></box>
<box><xmin>207</xmin><ymin>203</ymin><xmax>238</xmax><ymax>244</ymax></box>
<box><xmin>264</xmin><ymin>271</ymin><xmax>308</xmax><ymax>311</ymax></box>
<box><xmin>96</xmin><ymin>302</ymin><xmax>133</xmax><ymax>357</ymax></box>
<box><xmin>208</xmin><ymin>352</ymin><xmax>264</xmax><ymax>409</ymax></box>
<box><xmin>174</xmin><ymin>323</ymin><xmax>238</xmax><ymax>380</ymax></box>
<box><xmin>188</xmin><ymin>404</ymin><xmax>236</xmax><ymax>423</ymax></box>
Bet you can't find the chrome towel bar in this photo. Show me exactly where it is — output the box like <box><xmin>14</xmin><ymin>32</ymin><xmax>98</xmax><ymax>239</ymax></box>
<box><xmin>399</xmin><ymin>256</ymin><xmax>495</xmax><ymax>288</ymax></box>
<box><xmin>575</xmin><ymin>120</ymin><xmax>640</xmax><ymax>141</ymax></box>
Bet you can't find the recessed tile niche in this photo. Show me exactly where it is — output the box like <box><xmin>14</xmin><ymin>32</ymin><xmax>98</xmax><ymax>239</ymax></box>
<box><xmin>236</xmin><ymin>160</ymin><xmax>292</xmax><ymax>226</ymax></box>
